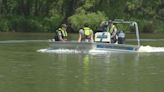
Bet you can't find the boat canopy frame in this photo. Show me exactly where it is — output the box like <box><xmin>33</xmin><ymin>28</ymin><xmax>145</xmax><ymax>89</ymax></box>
<box><xmin>111</xmin><ymin>19</ymin><xmax>140</xmax><ymax>46</ymax></box>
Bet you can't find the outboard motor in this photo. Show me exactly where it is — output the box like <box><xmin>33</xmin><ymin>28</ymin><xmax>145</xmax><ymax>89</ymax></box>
<box><xmin>117</xmin><ymin>31</ymin><xmax>125</xmax><ymax>44</ymax></box>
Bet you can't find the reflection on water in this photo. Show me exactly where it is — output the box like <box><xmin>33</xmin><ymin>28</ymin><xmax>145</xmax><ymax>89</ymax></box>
<box><xmin>36</xmin><ymin>47</ymin><xmax>164</xmax><ymax>92</ymax></box>
<box><xmin>46</xmin><ymin>52</ymin><xmax>143</xmax><ymax>92</ymax></box>
<box><xmin>51</xmin><ymin>52</ymin><xmax>164</xmax><ymax>92</ymax></box>
<box><xmin>82</xmin><ymin>55</ymin><xmax>89</xmax><ymax>92</ymax></box>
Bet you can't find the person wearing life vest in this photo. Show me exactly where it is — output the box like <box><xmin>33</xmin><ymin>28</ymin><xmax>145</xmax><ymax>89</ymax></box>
<box><xmin>107</xmin><ymin>20</ymin><xmax>118</xmax><ymax>43</ymax></box>
<box><xmin>78</xmin><ymin>23</ymin><xmax>94</xmax><ymax>42</ymax></box>
<box><xmin>54</xmin><ymin>24</ymin><xmax>68</xmax><ymax>41</ymax></box>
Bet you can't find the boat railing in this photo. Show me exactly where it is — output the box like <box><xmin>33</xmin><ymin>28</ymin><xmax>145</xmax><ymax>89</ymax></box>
<box><xmin>112</xmin><ymin>19</ymin><xmax>140</xmax><ymax>46</ymax></box>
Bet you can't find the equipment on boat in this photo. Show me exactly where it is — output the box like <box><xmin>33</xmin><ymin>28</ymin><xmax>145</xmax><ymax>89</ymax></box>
<box><xmin>113</xmin><ymin>19</ymin><xmax>140</xmax><ymax>46</ymax></box>
<box><xmin>49</xmin><ymin>19</ymin><xmax>141</xmax><ymax>52</ymax></box>
<box><xmin>117</xmin><ymin>30</ymin><xmax>125</xmax><ymax>44</ymax></box>
<box><xmin>95</xmin><ymin>32</ymin><xmax>111</xmax><ymax>43</ymax></box>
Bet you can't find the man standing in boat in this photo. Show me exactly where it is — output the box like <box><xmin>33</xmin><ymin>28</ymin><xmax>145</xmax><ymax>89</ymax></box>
<box><xmin>107</xmin><ymin>20</ymin><xmax>118</xmax><ymax>43</ymax></box>
<box><xmin>78</xmin><ymin>23</ymin><xmax>94</xmax><ymax>43</ymax></box>
<box><xmin>54</xmin><ymin>24</ymin><xmax>68</xmax><ymax>41</ymax></box>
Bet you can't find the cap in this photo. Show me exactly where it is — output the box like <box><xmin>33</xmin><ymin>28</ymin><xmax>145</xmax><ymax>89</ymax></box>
<box><xmin>108</xmin><ymin>20</ymin><xmax>113</xmax><ymax>24</ymax></box>
<box><xmin>104</xmin><ymin>21</ymin><xmax>108</xmax><ymax>25</ymax></box>
<box><xmin>84</xmin><ymin>23</ymin><xmax>89</xmax><ymax>27</ymax></box>
<box><xmin>61</xmin><ymin>24</ymin><xmax>67</xmax><ymax>28</ymax></box>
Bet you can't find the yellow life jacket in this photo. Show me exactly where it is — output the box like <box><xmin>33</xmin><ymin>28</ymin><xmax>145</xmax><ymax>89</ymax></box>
<box><xmin>58</xmin><ymin>28</ymin><xmax>67</xmax><ymax>37</ymax></box>
<box><xmin>107</xmin><ymin>24</ymin><xmax>116</xmax><ymax>33</ymax></box>
<box><xmin>83</xmin><ymin>27</ymin><xmax>91</xmax><ymax>36</ymax></box>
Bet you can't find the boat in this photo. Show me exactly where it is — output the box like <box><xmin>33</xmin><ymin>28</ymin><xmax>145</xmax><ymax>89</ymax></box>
<box><xmin>49</xmin><ymin>19</ymin><xmax>141</xmax><ymax>52</ymax></box>
<box><xmin>49</xmin><ymin>41</ymin><xmax>140</xmax><ymax>52</ymax></box>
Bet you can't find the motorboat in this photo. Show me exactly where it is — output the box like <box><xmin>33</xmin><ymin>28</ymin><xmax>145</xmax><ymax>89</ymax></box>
<box><xmin>49</xmin><ymin>19</ymin><xmax>141</xmax><ymax>52</ymax></box>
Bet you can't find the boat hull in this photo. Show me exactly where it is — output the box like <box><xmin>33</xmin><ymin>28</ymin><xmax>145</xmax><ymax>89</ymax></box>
<box><xmin>49</xmin><ymin>41</ymin><xmax>140</xmax><ymax>52</ymax></box>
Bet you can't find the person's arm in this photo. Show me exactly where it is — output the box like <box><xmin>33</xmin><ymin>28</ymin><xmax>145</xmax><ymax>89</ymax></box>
<box><xmin>58</xmin><ymin>31</ymin><xmax>65</xmax><ymax>41</ymax></box>
<box><xmin>58</xmin><ymin>35</ymin><xmax>64</xmax><ymax>41</ymax></box>
<box><xmin>78</xmin><ymin>29</ymin><xmax>83</xmax><ymax>42</ymax></box>
<box><xmin>90</xmin><ymin>30</ymin><xmax>94</xmax><ymax>43</ymax></box>
<box><xmin>78</xmin><ymin>33</ymin><xmax>82</xmax><ymax>42</ymax></box>
<box><xmin>63</xmin><ymin>28</ymin><xmax>68</xmax><ymax>41</ymax></box>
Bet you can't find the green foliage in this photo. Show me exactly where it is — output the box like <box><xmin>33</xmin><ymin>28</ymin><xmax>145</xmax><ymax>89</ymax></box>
<box><xmin>68</xmin><ymin>11</ymin><xmax>107</xmax><ymax>31</ymax></box>
<box><xmin>158</xmin><ymin>8</ymin><xmax>164</xmax><ymax>17</ymax></box>
<box><xmin>10</xmin><ymin>16</ymin><xmax>43</xmax><ymax>32</ymax></box>
<box><xmin>142</xmin><ymin>21</ymin><xmax>155</xmax><ymax>33</ymax></box>
<box><xmin>126</xmin><ymin>0</ymin><xmax>142</xmax><ymax>11</ymax></box>
<box><xmin>125</xmin><ymin>0</ymin><xmax>144</xmax><ymax>19</ymax></box>
<box><xmin>0</xmin><ymin>15</ymin><xmax>63</xmax><ymax>32</ymax></box>
<box><xmin>139</xmin><ymin>19</ymin><xmax>156</xmax><ymax>33</ymax></box>
<box><xmin>42</xmin><ymin>15</ymin><xmax>64</xmax><ymax>32</ymax></box>
<box><xmin>155</xmin><ymin>20</ymin><xmax>164</xmax><ymax>33</ymax></box>
<box><xmin>0</xmin><ymin>19</ymin><xmax>10</xmax><ymax>32</ymax></box>
<box><xmin>0</xmin><ymin>0</ymin><xmax>163</xmax><ymax>33</ymax></box>
<box><xmin>116</xmin><ymin>24</ymin><xmax>130</xmax><ymax>32</ymax></box>
<box><xmin>83</xmin><ymin>0</ymin><xmax>96</xmax><ymax>9</ymax></box>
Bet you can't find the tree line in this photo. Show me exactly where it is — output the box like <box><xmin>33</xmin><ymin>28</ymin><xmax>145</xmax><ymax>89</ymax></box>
<box><xmin>0</xmin><ymin>0</ymin><xmax>163</xmax><ymax>33</ymax></box>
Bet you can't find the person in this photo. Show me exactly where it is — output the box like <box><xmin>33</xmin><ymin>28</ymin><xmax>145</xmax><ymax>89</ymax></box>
<box><xmin>78</xmin><ymin>24</ymin><xmax>94</xmax><ymax>42</ymax></box>
<box><xmin>117</xmin><ymin>30</ymin><xmax>125</xmax><ymax>44</ymax></box>
<box><xmin>96</xmin><ymin>21</ymin><xmax>108</xmax><ymax>32</ymax></box>
<box><xmin>54</xmin><ymin>24</ymin><xmax>68</xmax><ymax>41</ymax></box>
<box><xmin>107</xmin><ymin>20</ymin><xmax>118</xmax><ymax>43</ymax></box>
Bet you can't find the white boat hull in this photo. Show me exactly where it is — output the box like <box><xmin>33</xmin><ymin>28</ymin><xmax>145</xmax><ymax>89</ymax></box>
<box><xmin>49</xmin><ymin>41</ymin><xmax>140</xmax><ymax>52</ymax></box>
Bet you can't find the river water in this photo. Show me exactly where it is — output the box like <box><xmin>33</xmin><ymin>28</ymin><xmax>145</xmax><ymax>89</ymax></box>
<box><xmin>0</xmin><ymin>32</ymin><xmax>164</xmax><ymax>92</ymax></box>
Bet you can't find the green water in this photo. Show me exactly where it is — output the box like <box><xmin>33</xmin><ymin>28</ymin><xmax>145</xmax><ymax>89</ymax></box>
<box><xmin>0</xmin><ymin>32</ymin><xmax>164</xmax><ymax>92</ymax></box>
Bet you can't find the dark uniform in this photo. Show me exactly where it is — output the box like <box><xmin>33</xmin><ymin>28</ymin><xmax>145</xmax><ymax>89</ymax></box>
<box><xmin>54</xmin><ymin>24</ymin><xmax>68</xmax><ymax>41</ymax></box>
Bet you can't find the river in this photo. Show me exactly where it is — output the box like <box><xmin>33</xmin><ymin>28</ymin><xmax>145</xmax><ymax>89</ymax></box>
<box><xmin>0</xmin><ymin>32</ymin><xmax>164</xmax><ymax>92</ymax></box>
